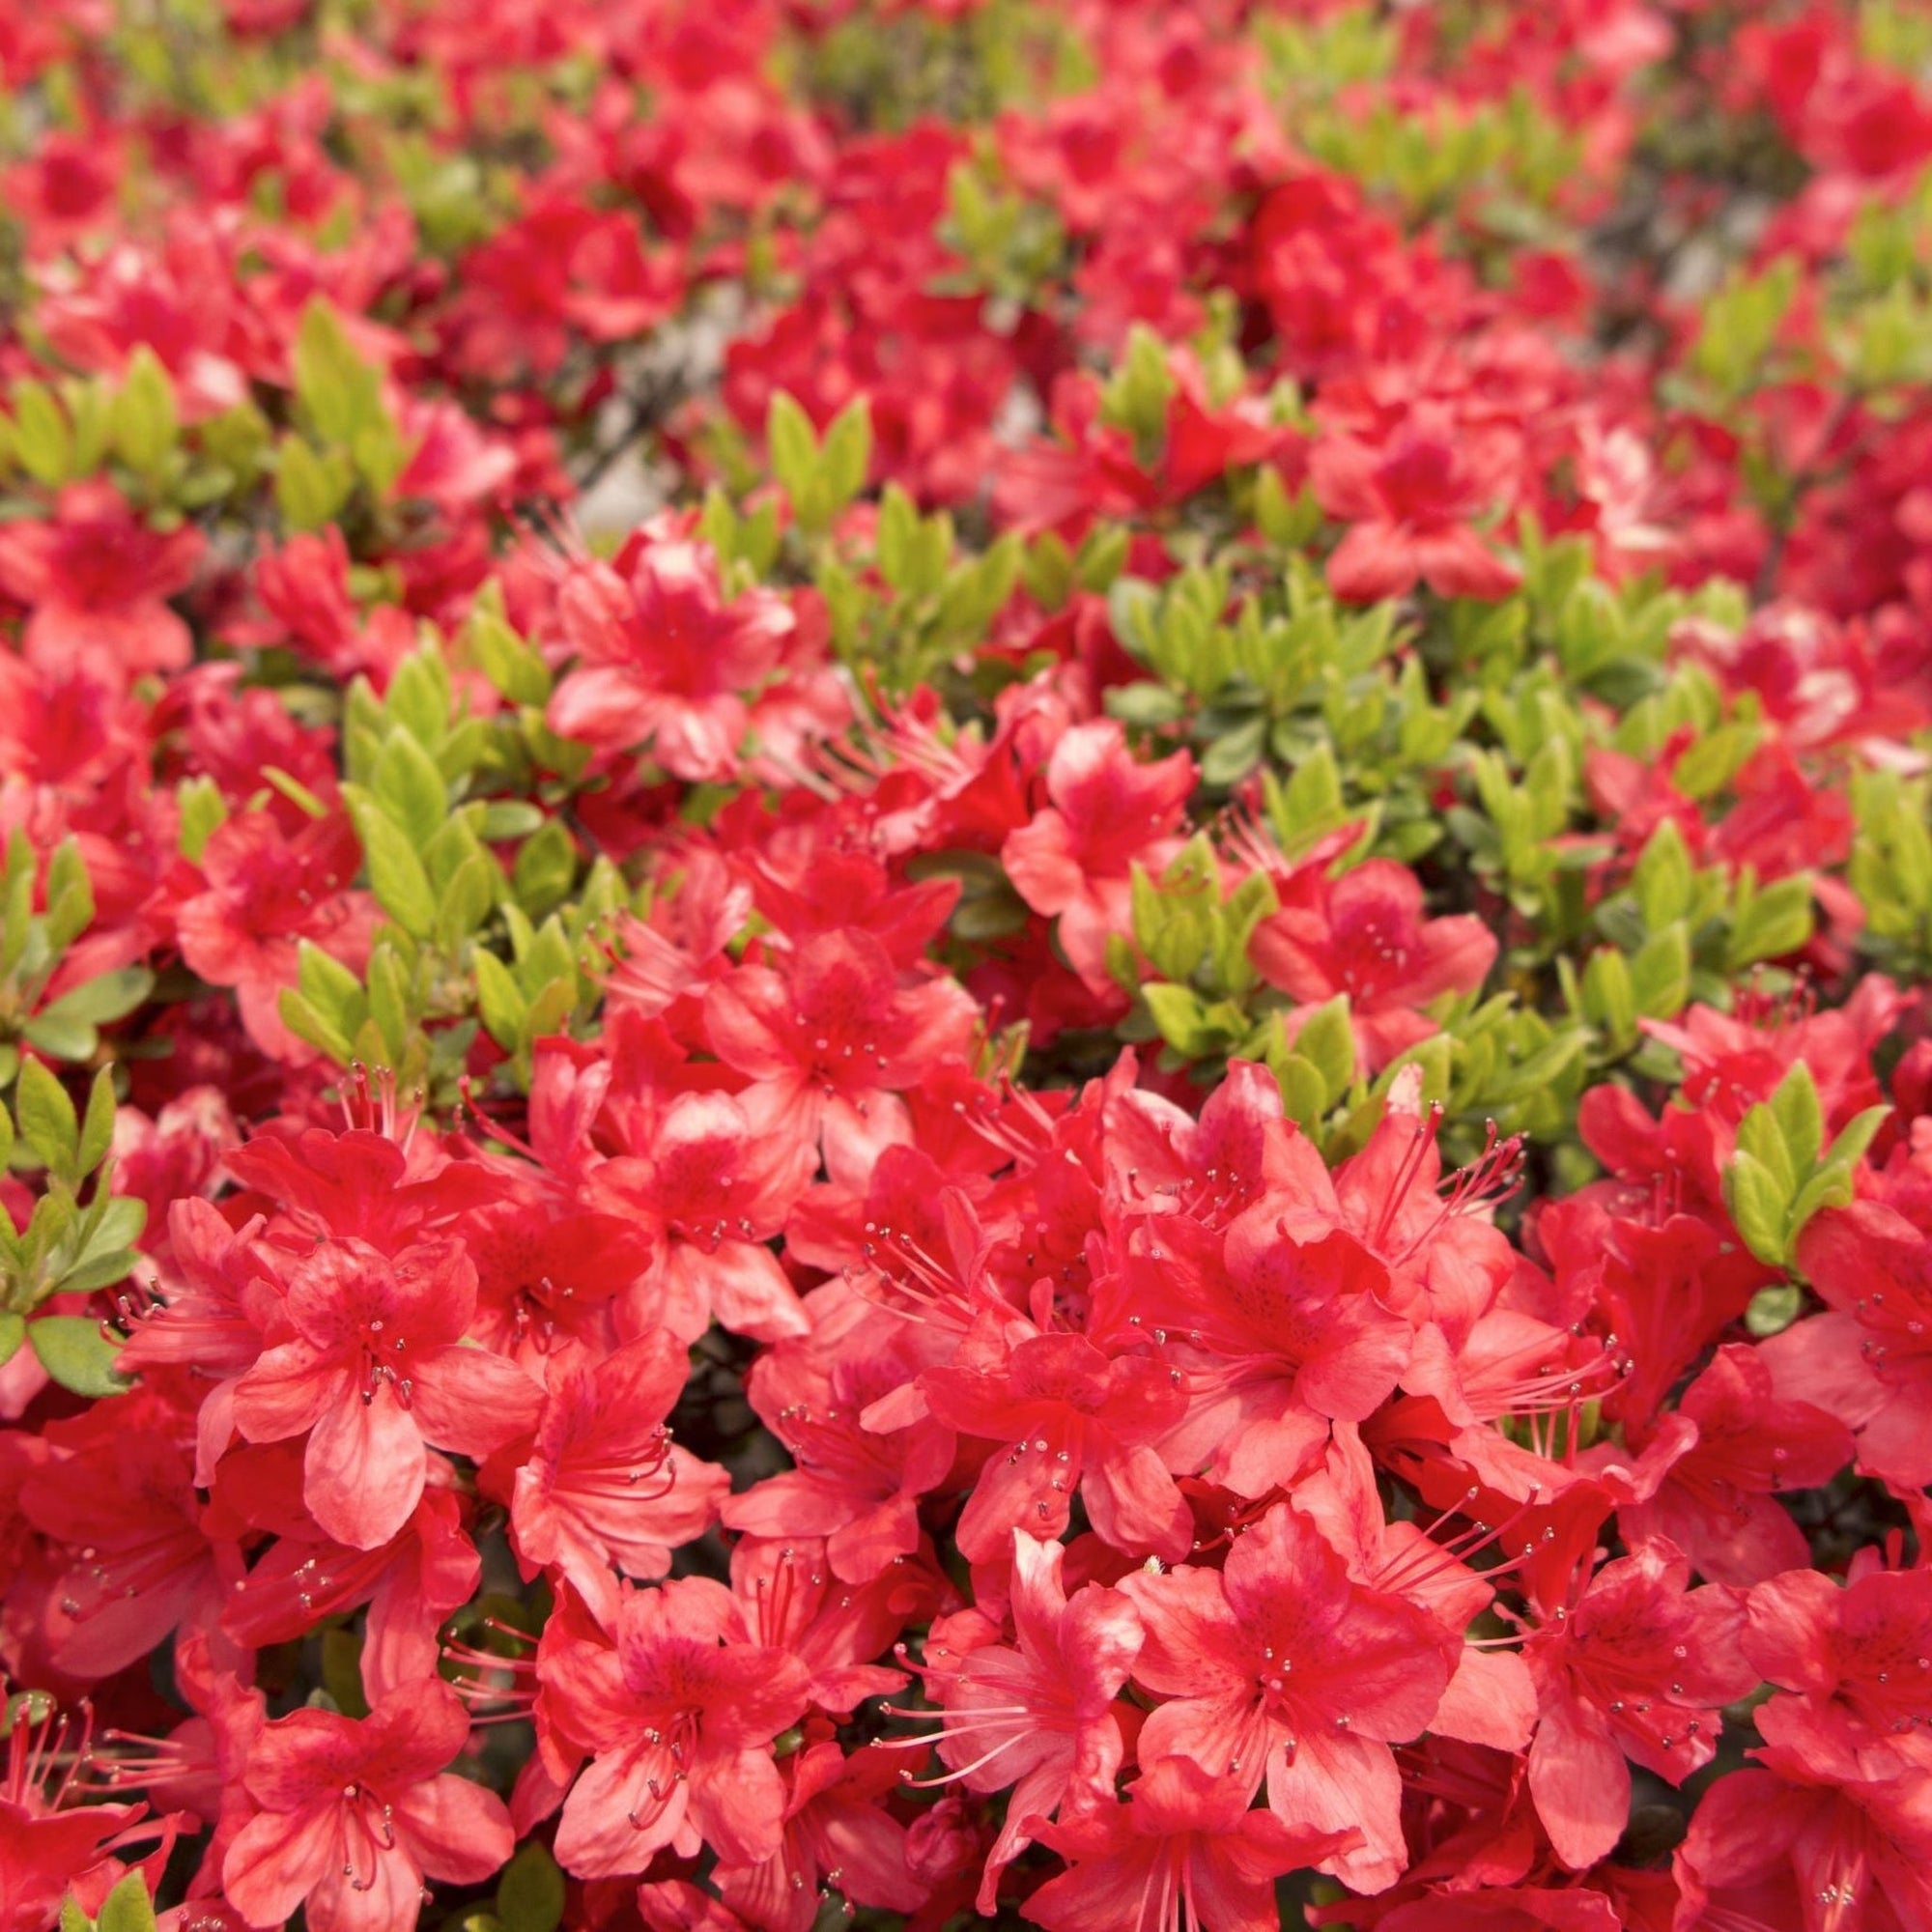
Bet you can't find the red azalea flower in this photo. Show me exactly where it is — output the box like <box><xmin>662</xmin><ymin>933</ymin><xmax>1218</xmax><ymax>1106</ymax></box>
<box><xmin>1023</xmin><ymin>1753</ymin><xmax>1359</xmax><ymax>1932</ymax></box>
<box><xmin>921</xmin><ymin>1328</ymin><xmax>1193</xmax><ymax>1563</ymax></box>
<box><xmin>703</xmin><ymin>928</ymin><xmax>978</xmax><ymax>1184</ymax></box>
<box><xmin>220</xmin><ymin>1690</ymin><xmax>512</xmax><ymax>1932</ymax></box>
<box><xmin>1523</xmin><ymin>1542</ymin><xmax>1753</xmax><ymax>1870</ymax></box>
<box><xmin>542</xmin><ymin>1576</ymin><xmax>811</xmax><ymax>1878</ymax></box>
<box><xmin>547</xmin><ymin>535</ymin><xmax>795</xmax><ymax>781</ymax></box>
<box><xmin>1251</xmin><ymin>859</ymin><xmax>1497</xmax><ymax>1073</ymax></box>
<box><xmin>173</xmin><ymin>810</ymin><xmax>376</xmax><ymax>1063</ymax></box>
<box><xmin>231</xmin><ymin>1236</ymin><xmax>541</xmax><ymax>1548</ymax></box>
<box><xmin>1120</xmin><ymin>1500</ymin><xmax>1457</xmax><ymax>1894</ymax></box>
<box><xmin>1001</xmin><ymin>720</ymin><xmax>1196</xmax><ymax>997</ymax></box>
<box><xmin>0</xmin><ymin>481</ymin><xmax>204</xmax><ymax>681</ymax></box>
<box><xmin>714</xmin><ymin>1738</ymin><xmax>931</xmax><ymax>1931</ymax></box>
<box><xmin>892</xmin><ymin>1530</ymin><xmax>1145</xmax><ymax>1909</ymax></box>
<box><xmin>507</xmin><ymin>1332</ymin><xmax>729</xmax><ymax>1617</ymax></box>
<box><xmin>1311</xmin><ymin>414</ymin><xmax>1520</xmax><ymax>604</ymax></box>
<box><xmin>1608</xmin><ymin>1343</ymin><xmax>1852</xmax><ymax>1586</ymax></box>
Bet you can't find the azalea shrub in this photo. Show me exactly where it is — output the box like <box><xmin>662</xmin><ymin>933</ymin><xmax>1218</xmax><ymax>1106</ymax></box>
<box><xmin>9</xmin><ymin>2</ymin><xmax>1932</xmax><ymax>1930</ymax></box>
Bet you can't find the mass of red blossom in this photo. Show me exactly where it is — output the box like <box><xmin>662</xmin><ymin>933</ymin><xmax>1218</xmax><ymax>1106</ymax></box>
<box><xmin>5</xmin><ymin>0</ymin><xmax>1932</xmax><ymax>1929</ymax></box>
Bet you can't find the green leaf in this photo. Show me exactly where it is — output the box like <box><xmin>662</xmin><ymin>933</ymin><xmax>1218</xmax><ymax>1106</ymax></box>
<box><xmin>1725</xmin><ymin>1151</ymin><xmax>1789</xmax><ymax>1267</ymax></box>
<box><xmin>497</xmin><ymin>1843</ymin><xmax>567</xmax><ymax>1932</ymax></box>
<box><xmin>767</xmin><ymin>393</ymin><xmax>819</xmax><ymax>510</ymax></box>
<box><xmin>438</xmin><ymin>852</ymin><xmax>497</xmax><ymax>950</ymax></box>
<box><xmin>76</xmin><ymin>1067</ymin><xmax>117</xmax><ymax>1179</ymax></box>
<box><xmin>178</xmin><ymin>777</ymin><xmax>228</xmax><ymax>862</ymax></box>
<box><xmin>15</xmin><ymin>1058</ymin><xmax>78</xmax><ymax>1177</ymax></box>
<box><xmin>1745</xmin><ymin>1283</ymin><xmax>1804</xmax><ymax>1339</ymax></box>
<box><xmin>1824</xmin><ymin>1103</ymin><xmax>1891</xmax><ymax>1177</ymax></box>
<box><xmin>275</xmin><ymin>435</ymin><xmax>352</xmax><ymax>530</ymax></box>
<box><xmin>38</xmin><ymin>967</ymin><xmax>154</xmax><ymax>1031</ymax></box>
<box><xmin>353</xmin><ymin>806</ymin><xmax>437</xmax><ymax>940</ymax></box>
<box><xmin>1293</xmin><ymin>997</ymin><xmax>1357</xmax><ymax>1107</ymax></box>
<box><xmin>13</xmin><ymin>382</ymin><xmax>72</xmax><ymax>485</ymax></box>
<box><xmin>819</xmin><ymin>397</ymin><xmax>872</xmax><ymax>516</ymax></box>
<box><xmin>0</xmin><ymin>1312</ymin><xmax>23</xmax><ymax>1368</ymax></box>
<box><xmin>29</xmin><ymin>1316</ymin><xmax>129</xmax><ymax>1398</ymax></box>
<box><xmin>473</xmin><ymin>950</ymin><xmax>529</xmax><ymax>1052</ymax></box>
<box><xmin>1769</xmin><ymin>1065</ymin><xmax>1824</xmax><ymax>1180</ymax></box>
<box><xmin>97</xmin><ymin>1874</ymin><xmax>158</xmax><ymax>1932</ymax></box>
<box><xmin>373</xmin><ymin>729</ymin><xmax>449</xmax><ymax>849</ymax></box>
<box><xmin>513</xmin><ymin>820</ymin><xmax>579</xmax><ymax>920</ymax></box>
<box><xmin>112</xmin><ymin>348</ymin><xmax>178</xmax><ymax>485</ymax></box>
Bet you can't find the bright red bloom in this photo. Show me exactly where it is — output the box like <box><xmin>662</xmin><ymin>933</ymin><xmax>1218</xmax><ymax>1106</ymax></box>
<box><xmin>19</xmin><ymin>1395</ymin><xmax>240</xmax><ymax>1677</ymax></box>
<box><xmin>542</xmin><ymin>1577</ymin><xmax>810</xmax><ymax>1879</ymax></box>
<box><xmin>1023</xmin><ymin>1753</ymin><xmax>1358</xmax><ymax>1932</ymax></box>
<box><xmin>1001</xmin><ymin>720</ymin><xmax>1195</xmax><ymax>996</ymax></box>
<box><xmin>1523</xmin><ymin>1542</ymin><xmax>1753</xmax><ymax>1870</ymax></box>
<box><xmin>0</xmin><ymin>480</ymin><xmax>204</xmax><ymax>680</ymax></box>
<box><xmin>547</xmin><ymin>535</ymin><xmax>795</xmax><ymax>781</ymax></box>
<box><xmin>921</xmin><ymin>1328</ymin><xmax>1193</xmax><ymax>1563</ymax></box>
<box><xmin>714</xmin><ymin>1739</ymin><xmax>930</xmax><ymax>1932</ymax></box>
<box><xmin>590</xmin><ymin>1087</ymin><xmax>813</xmax><ymax>1342</ymax></box>
<box><xmin>1112</xmin><ymin>1214</ymin><xmax>1411</xmax><ymax>1497</ymax></box>
<box><xmin>704</xmin><ymin>929</ymin><xmax>978</xmax><ymax>1183</ymax></box>
<box><xmin>1311</xmin><ymin>414</ymin><xmax>1520</xmax><ymax>604</ymax></box>
<box><xmin>219</xmin><ymin>1476</ymin><xmax>479</xmax><ymax>1698</ymax></box>
<box><xmin>894</xmin><ymin>1531</ymin><xmax>1145</xmax><ymax>1909</ymax></box>
<box><xmin>1609</xmin><ymin>1343</ymin><xmax>1852</xmax><ymax>1586</ymax></box>
<box><xmin>173</xmin><ymin>810</ymin><xmax>376</xmax><ymax>1063</ymax></box>
<box><xmin>507</xmin><ymin>1332</ymin><xmax>729</xmax><ymax>1617</ymax></box>
<box><xmin>231</xmin><ymin>1236</ymin><xmax>542</xmax><ymax>1548</ymax></box>
<box><xmin>724</xmin><ymin>1321</ymin><xmax>956</xmax><ymax>1582</ymax></box>
<box><xmin>220</xmin><ymin>1690</ymin><xmax>512</xmax><ymax>1932</ymax></box>
<box><xmin>1121</xmin><ymin>1501</ymin><xmax>1457</xmax><ymax>1893</ymax></box>
<box><xmin>1250</xmin><ymin>859</ymin><xmax>1497</xmax><ymax>1073</ymax></box>
<box><xmin>1766</xmin><ymin>1201</ymin><xmax>1932</xmax><ymax>1489</ymax></box>
<box><xmin>1746</xmin><ymin>1563</ymin><xmax>1932</xmax><ymax>1774</ymax></box>
<box><xmin>1673</xmin><ymin>1743</ymin><xmax>1932</xmax><ymax>1932</ymax></box>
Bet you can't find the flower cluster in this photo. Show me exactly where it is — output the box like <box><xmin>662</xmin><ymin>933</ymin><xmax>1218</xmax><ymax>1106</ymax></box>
<box><xmin>4</xmin><ymin>2</ymin><xmax>1932</xmax><ymax>1930</ymax></box>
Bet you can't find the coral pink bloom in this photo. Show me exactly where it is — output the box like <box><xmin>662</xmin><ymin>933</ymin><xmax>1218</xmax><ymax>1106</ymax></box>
<box><xmin>724</xmin><ymin>1330</ymin><xmax>956</xmax><ymax>1583</ymax></box>
<box><xmin>704</xmin><ymin>929</ymin><xmax>978</xmax><ymax>1184</ymax></box>
<box><xmin>1765</xmin><ymin>1201</ymin><xmax>1932</xmax><ymax>1488</ymax></box>
<box><xmin>1673</xmin><ymin>1746</ymin><xmax>1932</xmax><ymax>1932</ymax></box>
<box><xmin>1611</xmin><ymin>1344</ymin><xmax>1851</xmax><ymax>1586</ymax></box>
<box><xmin>715</xmin><ymin>1740</ymin><xmax>930</xmax><ymax>1931</ymax></box>
<box><xmin>173</xmin><ymin>810</ymin><xmax>376</xmax><ymax>1063</ymax></box>
<box><xmin>546</xmin><ymin>535</ymin><xmax>795</xmax><ymax>780</ymax></box>
<box><xmin>0</xmin><ymin>480</ymin><xmax>204</xmax><ymax>679</ymax></box>
<box><xmin>1524</xmin><ymin>1542</ymin><xmax>1753</xmax><ymax>1871</ymax></box>
<box><xmin>591</xmin><ymin>1088</ymin><xmax>813</xmax><ymax>1342</ymax></box>
<box><xmin>1250</xmin><ymin>860</ymin><xmax>1496</xmax><ymax>1072</ymax></box>
<box><xmin>1023</xmin><ymin>1754</ymin><xmax>1358</xmax><ymax>1932</ymax></box>
<box><xmin>544</xmin><ymin>1576</ymin><xmax>811</xmax><ymax>1878</ymax></box>
<box><xmin>220</xmin><ymin>1481</ymin><xmax>478</xmax><ymax>1698</ymax></box>
<box><xmin>1118</xmin><ymin>1214</ymin><xmax>1411</xmax><ymax>1497</ymax></box>
<box><xmin>1103</xmin><ymin>1057</ymin><xmax>1317</xmax><ymax>1233</ymax></box>
<box><xmin>226</xmin><ymin>1119</ymin><xmax>504</xmax><ymax>1255</ymax></box>
<box><xmin>509</xmin><ymin>1332</ymin><xmax>729</xmax><ymax>1617</ymax></box>
<box><xmin>1001</xmin><ymin>720</ymin><xmax>1196</xmax><ymax>996</ymax></box>
<box><xmin>1</xmin><ymin>1701</ymin><xmax>164</xmax><ymax>1932</ymax></box>
<box><xmin>465</xmin><ymin>1196</ymin><xmax>652</xmax><ymax>1365</ymax></box>
<box><xmin>231</xmin><ymin>1236</ymin><xmax>541</xmax><ymax>1548</ymax></box>
<box><xmin>19</xmin><ymin>1398</ymin><xmax>239</xmax><ymax>1678</ymax></box>
<box><xmin>921</xmin><ymin>1329</ymin><xmax>1193</xmax><ymax>1563</ymax></box>
<box><xmin>895</xmin><ymin>1531</ymin><xmax>1144</xmax><ymax>1910</ymax></box>
<box><xmin>1746</xmin><ymin>1563</ymin><xmax>1932</xmax><ymax>1771</ymax></box>
<box><xmin>1121</xmin><ymin>1501</ymin><xmax>1456</xmax><ymax>1893</ymax></box>
<box><xmin>220</xmin><ymin>1691</ymin><xmax>512</xmax><ymax>1932</ymax></box>
<box><xmin>1311</xmin><ymin>418</ymin><xmax>1520</xmax><ymax>603</ymax></box>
